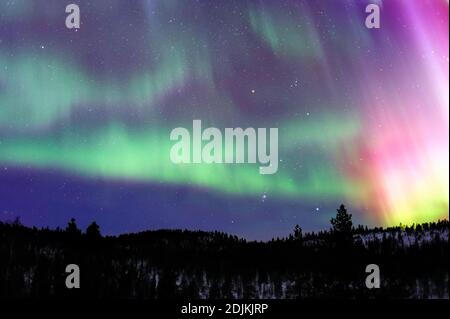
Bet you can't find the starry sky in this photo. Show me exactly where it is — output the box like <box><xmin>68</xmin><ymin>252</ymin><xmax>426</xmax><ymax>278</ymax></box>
<box><xmin>0</xmin><ymin>0</ymin><xmax>448</xmax><ymax>240</ymax></box>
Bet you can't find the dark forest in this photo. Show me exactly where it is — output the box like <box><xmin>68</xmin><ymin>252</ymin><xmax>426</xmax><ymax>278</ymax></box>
<box><xmin>1</xmin><ymin>205</ymin><xmax>448</xmax><ymax>299</ymax></box>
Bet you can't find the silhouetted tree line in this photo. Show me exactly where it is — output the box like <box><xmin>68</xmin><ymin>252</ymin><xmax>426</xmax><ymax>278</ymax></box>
<box><xmin>0</xmin><ymin>205</ymin><xmax>448</xmax><ymax>299</ymax></box>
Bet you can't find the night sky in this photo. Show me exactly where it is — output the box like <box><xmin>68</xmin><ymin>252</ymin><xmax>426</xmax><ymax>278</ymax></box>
<box><xmin>0</xmin><ymin>0</ymin><xmax>448</xmax><ymax>240</ymax></box>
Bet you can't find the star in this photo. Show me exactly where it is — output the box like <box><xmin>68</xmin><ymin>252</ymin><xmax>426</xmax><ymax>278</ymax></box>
<box><xmin>290</xmin><ymin>79</ymin><xmax>300</xmax><ymax>88</ymax></box>
<box><xmin>261</xmin><ymin>193</ymin><xmax>267</xmax><ymax>202</ymax></box>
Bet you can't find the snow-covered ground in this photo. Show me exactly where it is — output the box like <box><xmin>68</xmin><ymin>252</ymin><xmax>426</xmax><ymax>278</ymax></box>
<box><xmin>355</xmin><ymin>228</ymin><xmax>449</xmax><ymax>247</ymax></box>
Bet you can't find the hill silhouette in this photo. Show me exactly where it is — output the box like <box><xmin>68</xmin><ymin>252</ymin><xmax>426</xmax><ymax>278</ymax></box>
<box><xmin>0</xmin><ymin>205</ymin><xmax>448</xmax><ymax>299</ymax></box>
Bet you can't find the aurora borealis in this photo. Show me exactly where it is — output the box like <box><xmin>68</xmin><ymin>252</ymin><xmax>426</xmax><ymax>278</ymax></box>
<box><xmin>0</xmin><ymin>0</ymin><xmax>448</xmax><ymax>240</ymax></box>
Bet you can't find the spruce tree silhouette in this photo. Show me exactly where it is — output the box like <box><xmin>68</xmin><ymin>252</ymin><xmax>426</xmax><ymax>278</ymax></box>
<box><xmin>12</xmin><ymin>216</ymin><xmax>22</xmax><ymax>227</ymax></box>
<box><xmin>86</xmin><ymin>222</ymin><xmax>101</xmax><ymax>239</ymax></box>
<box><xmin>330</xmin><ymin>204</ymin><xmax>353</xmax><ymax>234</ymax></box>
<box><xmin>293</xmin><ymin>225</ymin><xmax>303</xmax><ymax>241</ymax></box>
<box><xmin>65</xmin><ymin>218</ymin><xmax>81</xmax><ymax>236</ymax></box>
<box><xmin>330</xmin><ymin>204</ymin><xmax>353</xmax><ymax>245</ymax></box>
